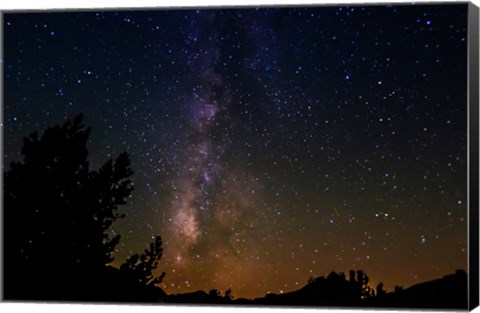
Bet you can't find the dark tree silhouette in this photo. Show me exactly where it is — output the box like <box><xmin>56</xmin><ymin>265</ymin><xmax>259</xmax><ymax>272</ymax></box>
<box><xmin>3</xmin><ymin>114</ymin><xmax>164</xmax><ymax>301</ymax></box>
<box><xmin>350</xmin><ymin>270</ymin><xmax>374</xmax><ymax>299</ymax></box>
<box><xmin>376</xmin><ymin>282</ymin><xmax>386</xmax><ymax>297</ymax></box>
<box><xmin>120</xmin><ymin>236</ymin><xmax>166</xmax><ymax>286</ymax></box>
<box><xmin>349</xmin><ymin>270</ymin><xmax>356</xmax><ymax>282</ymax></box>
<box><xmin>224</xmin><ymin>288</ymin><xmax>234</xmax><ymax>300</ymax></box>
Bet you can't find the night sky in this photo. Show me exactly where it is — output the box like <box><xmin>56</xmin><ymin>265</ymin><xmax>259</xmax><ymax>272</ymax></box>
<box><xmin>3</xmin><ymin>4</ymin><xmax>468</xmax><ymax>299</ymax></box>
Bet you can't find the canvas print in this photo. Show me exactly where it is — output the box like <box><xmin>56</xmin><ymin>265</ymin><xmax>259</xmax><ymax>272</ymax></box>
<box><xmin>2</xmin><ymin>2</ymin><xmax>478</xmax><ymax>309</ymax></box>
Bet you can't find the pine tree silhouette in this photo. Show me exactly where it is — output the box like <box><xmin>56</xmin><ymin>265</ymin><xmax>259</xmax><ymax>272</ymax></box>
<box><xmin>4</xmin><ymin>114</ymin><xmax>164</xmax><ymax>301</ymax></box>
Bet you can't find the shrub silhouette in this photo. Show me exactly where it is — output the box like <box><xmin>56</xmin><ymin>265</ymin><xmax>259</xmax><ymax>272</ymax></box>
<box><xmin>120</xmin><ymin>235</ymin><xmax>166</xmax><ymax>286</ymax></box>
<box><xmin>224</xmin><ymin>288</ymin><xmax>234</xmax><ymax>300</ymax></box>
<box><xmin>354</xmin><ymin>270</ymin><xmax>374</xmax><ymax>299</ymax></box>
<box><xmin>376</xmin><ymin>282</ymin><xmax>386</xmax><ymax>297</ymax></box>
<box><xmin>4</xmin><ymin>114</ymin><xmax>164</xmax><ymax>301</ymax></box>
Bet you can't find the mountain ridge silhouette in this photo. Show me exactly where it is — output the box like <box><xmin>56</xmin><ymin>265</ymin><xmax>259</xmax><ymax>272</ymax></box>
<box><xmin>163</xmin><ymin>269</ymin><xmax>467</xmax><ymax>309</ymax></box>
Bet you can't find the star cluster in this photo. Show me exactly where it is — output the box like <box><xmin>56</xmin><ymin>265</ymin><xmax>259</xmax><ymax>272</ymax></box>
<box><xmin>3</xmin><ymin>4</ymin><xmax>468</xmax><ymax>299</ymax></box>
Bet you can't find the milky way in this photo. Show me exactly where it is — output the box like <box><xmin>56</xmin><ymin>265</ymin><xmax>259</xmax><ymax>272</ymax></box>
<box><xmin>3</xmin><ymin>4</ymin><xmax>468</xmax><ymax>299</ymax></box>
<box><xmin>160</xmin><ymin>12</ymin><xmax>272</xmax><ymax>289</ymax></box>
